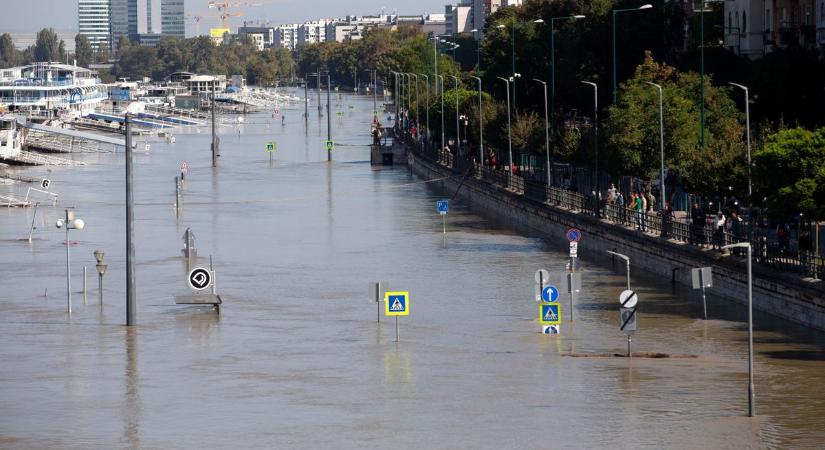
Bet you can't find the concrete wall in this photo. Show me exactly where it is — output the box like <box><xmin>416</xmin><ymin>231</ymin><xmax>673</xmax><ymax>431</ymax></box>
<box><xmin>409</xmin><ymin>151</ymin><xmax>825</xmax><ymax>331</ymax></box>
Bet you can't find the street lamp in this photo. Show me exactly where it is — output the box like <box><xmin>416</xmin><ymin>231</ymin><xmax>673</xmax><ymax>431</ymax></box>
<box><xmin>56</xmin><ymin>209</ymin><xmax>85</xmax><ymax>314</ymax></box>
<box><xmin>496</xmin><ymin>22</ymin><xmax>517</xmax><ymax>104</ymax></box>
<box><xmin>612</xmin><ymin>4</ymin><xmax>653</xmax><ymax>103</ymax></box>
<box><xmin>547</xmin><ymin>15</ymin><xmax>586</xmax><ymax>151</ymax></box>
<box><xmin>94</xmin><ymin>250</ymin><xmax>107</xmax><ymax>305</ymax></box>
<box><xmin>420</xmin><ymin>74</ymin><xmax>430</xmax><ymax>142</ymax></box>
<box><xmin>729</xmin><ymin>82</ymin><xmax>752</xmax><ymax>202</ymax></box>
<box><xmin>438</xmin><ymin>75</ymin><xmax>445</xmax><ymax>153</ymax></box>
<box><xmin>645</xmin><ymin>81</ymin><xmax>666</xmax><ymax>213</ymax></box>
<box><xmin>470</xmin><ymin>75</ymin><xmax>483</xmax><ymax>170</ymax></box>
<box><xmin>606</xmin><ymin>250</ymin><xmax>631</xmax><ymax>290</ymax></box>
<box><xmin>449</xmin><ymin>75</ymin><xmax>460</xmax><ymax>158</ymax></box>
<box><xmin>410</xmin><ymin>73</ymin><xmax>419</xmax><ymax>132</ymax></box>
<box><xmin>722</xmin><ymin>242</ymin><xmax>756</xmax><ymax>418</ymax></box>
<box><xmin>581</xmin><ymin>81</ymin><xmax>599</xmax><ymax>191</ymax></box>
<box><xmin>497</xmin><ymin>77</ymin><xmax>513</xmax><ymax>179</ymax></box>
<box><xmin>533</xmin><ymin>79</ymin><xmax>551</xmax><ymax>187</ymax></box>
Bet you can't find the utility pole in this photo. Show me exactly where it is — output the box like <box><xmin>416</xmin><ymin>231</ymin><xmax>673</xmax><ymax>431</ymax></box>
<box><xmin>125</xmin><ymin>115</ymin><xmax>136</xmax><ymax>326</ymax></box>
<box><xmin>304</xmin><ymin>73</ymin><xmax>309</xmax><ymax>130</ymax></box>
<box><xmin>317</xmin><ymin>73</ymin><xmax>322</xmax><ymax>116</ymax></box>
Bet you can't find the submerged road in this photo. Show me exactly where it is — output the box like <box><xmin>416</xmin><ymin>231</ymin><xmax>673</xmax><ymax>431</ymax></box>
<box><xmin>0</xmin><ymin>91</ymin><xmax>824</xmax><ymax>449</ymax></box>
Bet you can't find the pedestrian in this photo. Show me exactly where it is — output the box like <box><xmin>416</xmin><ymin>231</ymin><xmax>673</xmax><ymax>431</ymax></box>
<box><xmin>615</xmin><ymin>191</ymin><xmax>625</xmax><ymax>225</ymax></box>
<box><xmin>633</xmin><ymin>193</ymin><xmax>643</xmax><ymax>231</ymax></box>
<box><xmin>714</xmin><ymin>212</ymin><xmax>726</xmax><ymax>252</ymax></box>
<box><xmin>729</xmin><ymin>210</ymin><xmax>743</xmax><ymax>254</ymax></box>
<box><xmin>638</xmin><ymin>192</ymin><xmax>647</xmax><ymax>232</ymax></box>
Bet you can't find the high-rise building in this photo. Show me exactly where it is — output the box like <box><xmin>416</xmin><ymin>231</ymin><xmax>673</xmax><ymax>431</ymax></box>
<box><xmin>108</xmin><ymin>0</ymin><xmax>183</xmax><ymax>47</ymax></box>
<box><xmin>274</xmin><ymin>24</ymin><xmax>299</xmax><ymax>50</ymax></box>
<box><xmin>78</xmin><ymin>0</ymin><xmax>112</xmax><ymax>51</ymax></box>
<box><xmin>297</xmin><ymin>20</ymin><xmax>327</xmax><ymax>47</ymax></box>
<box><xmin>446</xmin><ymin>3</ymin><xmax>473</xmax><ymax>35</ymax></box>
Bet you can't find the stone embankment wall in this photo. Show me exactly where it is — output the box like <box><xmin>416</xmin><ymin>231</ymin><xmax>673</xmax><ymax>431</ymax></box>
<box><xmin>408</xmin><ymin>150</ymin><xmax>825</xmax><ymax>331</ymax></box>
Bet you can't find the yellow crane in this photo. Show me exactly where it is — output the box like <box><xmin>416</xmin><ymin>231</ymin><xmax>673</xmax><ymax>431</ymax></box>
<box><xmin>207</xmin><ymin>1</ymin><xmax>270</xmax><ymax>30</ymax></box>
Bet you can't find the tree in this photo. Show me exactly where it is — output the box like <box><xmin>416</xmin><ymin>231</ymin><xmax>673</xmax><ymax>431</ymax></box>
<box><xmin>0</xmin><ymin>33</ymin><xmax>21</xmax><ymax>68</ymax></box>
<box><xmin>603</xmin><ymin>52</ymin><xmax>745</xmax><ymax>195</ymax></box>
<box><xmin>753</xmin><ymin>127</ymin><xmax>825</xmax><ymax>220</ymax></box>
<box><xmin>75</xmin><ymin>34</ymin><xmax>94</xmax><ymax>67</ymax></box>
<box><xmin>35</xmin><ymin>28</ymin><xmax>64</xmax><ymax>62</ymax></box>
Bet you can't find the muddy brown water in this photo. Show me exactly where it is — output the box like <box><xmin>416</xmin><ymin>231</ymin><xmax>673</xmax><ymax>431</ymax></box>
<box><xmin>1</xmin><ymin>91</ymin><xmax>824</xmax><ymax>449</ymax></box>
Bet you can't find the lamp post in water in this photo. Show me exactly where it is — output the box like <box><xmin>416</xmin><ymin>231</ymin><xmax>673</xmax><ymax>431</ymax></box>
<box><xmin>722</xmin><ymin>242</ymin><xmax>756</xmax><ymax>418</ymax></box>
<box><xmin>606</xmin><ymin>250</ymin><xmax>631</xmax><ymax>290</ymax></box>
<box><xmin>56</xmin><ymin>209</ymin><xmax>85</xmax><ymax>314</ymax></box>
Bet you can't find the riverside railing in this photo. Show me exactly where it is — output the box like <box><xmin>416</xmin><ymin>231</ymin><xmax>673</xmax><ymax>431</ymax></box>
<box><xmin>396</xmin><ymin>127</ymin><xmax>825</xmax><ymax>282</ymax></box>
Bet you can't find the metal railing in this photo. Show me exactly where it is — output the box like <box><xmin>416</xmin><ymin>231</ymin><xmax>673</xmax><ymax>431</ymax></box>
<box><xmin>396</xmin><ymin>127</ymin><xmax>825</xmax><ymax>283</ymax></box>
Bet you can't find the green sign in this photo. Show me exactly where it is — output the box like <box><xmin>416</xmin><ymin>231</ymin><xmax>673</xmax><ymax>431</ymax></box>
<box><xmin>266</xmin><ymin>142</ymin><xmax>276</xmax><ymax>152</ymax></box>
<box><xmin>325</xmin><ymin>140</ymin><xmax>335</xmax><ymax>150</ymax></box>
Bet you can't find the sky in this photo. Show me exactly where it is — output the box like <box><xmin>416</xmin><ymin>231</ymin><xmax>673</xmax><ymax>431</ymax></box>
<box><xmin>0</xmin><ymin>0</ymin><xmax>447</xmax><ymax>37</ymax></box>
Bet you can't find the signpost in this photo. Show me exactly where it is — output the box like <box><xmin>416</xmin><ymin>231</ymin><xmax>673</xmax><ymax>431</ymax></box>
<box><xmin>40</xmin><ymin>179</ymin><xmax>51</xmax><ymax>189</ymax></box>
<box><xmin>266</xmin><ymin>141</ymin><xmax>276</xmax><ymax>162</ymax></box>
<box><xmin>692</xmin><ymin>267</ymin><xmax>713</xmax><ymax>320</ymax></box>
<box><xmin>566</xmin><ymin>228</ymin><xmax>582</xmax><ymax>242</ymax></box>
<box><xmin>370</xmin><ymin>282</ymin><xmax>387</xmax><ymax>323</ymax></box>
<box><xmin>187</xmin><ymin>267</ymin><xmax>213</xmax><ymax>291</ymax></box>
<box><xmin>564</xmin><ymin>272</ymin><xmax>582</xmax><ymax>321</ymax></box>
<box><xmin>437</xmin><ymin>200</ymin><xmax>448</xmax><ymax>234</ymax></box>
<box><xmin>566</xmin><ymin>228</ymin><xmax>581</xmax><ymax>270</ymax></box>
<box><xmin>325</xmin><ymin>140</ymin><xmax>335</xmax><ymax>152</ymax></box>
<box><xmin>539</xmin><ymin>302</ymin><xmax>562</xmax><ymax>334</ymax></box>
<box><xmin>180</xmin><ymin>160</ymin><xmax>189</xmax><ymax>181</ymax></box>
<box><xmin>541</xmin><ymin>285</ymin><xmax>559</xmax><ymax>302</ymax></box>
<box><xmin>569</xmin><ymin>241</ymin><xmax>578</xmax><ymax>258</ymax></box>
<box><xmin>385</xmin><ymin>291</ymin><xmax>410</xmax><ymax>342</ymax></box>
<box><xmin>534</xmin><ymin>268</ymin><xmax>550</xmax><ymax>302</ymax></box>
<box><xmin>619</xmin><ymin>289</ymin><xmax>638</xmax><ymax>357</ymax></box>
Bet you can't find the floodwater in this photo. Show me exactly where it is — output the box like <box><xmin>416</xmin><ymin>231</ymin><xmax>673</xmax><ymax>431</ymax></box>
<box><xmin>1</xmin><ymin>91</ymin><xmax>824</xmax><ymax>449</ymax></box>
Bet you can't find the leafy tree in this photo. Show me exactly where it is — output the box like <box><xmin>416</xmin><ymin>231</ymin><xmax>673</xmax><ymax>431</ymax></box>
<box><xmin>74</xmin><ymin>34</ymin><xmax>94</xmax><ymax>67</ymax></box>
<box><xmin>603</xmin><ymin>52</ymin><xmax>745</xmax><ymax>195</ymax></box>
<box><xmin>753</xmin><ymin>127</ymin><xmax>825</xmax><ymax>220</ymax></box>
<box><xmin>0</xmin><ymin>33</ymin><xmax>21</xmax><ymax>68</ymax></box>
<box><xmin>34</xmin><ymin>28</ymin><xmax>64</xmax><ymax>62</ymax></box>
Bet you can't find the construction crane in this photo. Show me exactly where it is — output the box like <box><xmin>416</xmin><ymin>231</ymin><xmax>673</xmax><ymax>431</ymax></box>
<box><xmin>207</xmin><ymin>1</ymin><xmax>270</xmax><ymax>30</ymax></box>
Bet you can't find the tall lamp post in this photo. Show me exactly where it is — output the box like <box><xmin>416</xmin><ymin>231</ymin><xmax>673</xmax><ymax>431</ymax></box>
<box><xmin>645</xmin><ymin>81</ymin><xmax>666</xmax><ymax>212</ymax></box>
<box><xmin>470</xmin><ymin>29</ymin><xmax>480</xmax><ymax>72</ymax></box>
<box><xmin>411</xmin><ymin>74</ymin><xmax>419</xmax><ymax>130</ymax></box>
<box><xmin>729</xmin><ymin>82</ymin><xmax>752</xmax><ymax>202</ymax></box>
<box><xmin>721</xmin><ymin>242</ymin><xmax>756</xmax><ymax>418</ymax></box>
<box><xmin>495</xmin><ymin>22</ymin><xmax>518</xmax><ymax>104</ymax></box>
<box><xmin>56</xmin><ymin>209</ymin><xmax>85</xmax><ymax>314</ymax></box>
<box><xmin>580</xmin><ymin>81</ymin><xmax>599</xmax><ymax>191</ymax></box>
<box><xmin>497</xmin><ymin>77</ymin><xmax>513</xmax><ymax>179</ymax></box>
<box><xmin>532</xmin><ymin>78</ymin><xmax>551</xmax><ymax>187</ymax></box>
<box><xmin>449</xmin><ymin>75</ymin><xmax>460</xmax><ymax>157</ymax></box>
<box><xmin>421</xmin><ymin>74</ymin><xmax>430</xmax><ymax>141</ymax></box>
<box><xmin>470</xmin><ymin>75</ymin><xmax>483</xmax><ymax>170</ymax></box>
<box><xmin>612</xmin><ymin>4</ymin><xmax>653</xmax><ymax>103</ymax></box>
<box><xmin>438</xmin><ymin>75</ymin><xmax>445</xmax><ymax>152</ymax></box>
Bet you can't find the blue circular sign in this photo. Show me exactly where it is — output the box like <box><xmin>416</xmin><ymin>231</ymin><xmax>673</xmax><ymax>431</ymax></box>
<box><xmin>541</xmin><ymin>285</ymin><xmax>559</xmax><ymax>302</ymax></box>
<box><xmin>566</xmin><ymin>228</ymin><xmax>582</xmax><ymax>242</ymax></box>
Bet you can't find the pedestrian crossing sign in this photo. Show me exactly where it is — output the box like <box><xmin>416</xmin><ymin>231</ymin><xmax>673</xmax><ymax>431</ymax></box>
<box><xmin>385</xmin><ymin>291</ymin><xmax>410</xmax><ymax>316</ymax></box>
<box><xmin>266</xmin><ymin>142</ymin><xmax>276</xmax><ymax>152</ymax></box>
<box><xmin>539</xmin><ymin>302</ymin><xmax>561</xmax><ymax>325</ymax></box>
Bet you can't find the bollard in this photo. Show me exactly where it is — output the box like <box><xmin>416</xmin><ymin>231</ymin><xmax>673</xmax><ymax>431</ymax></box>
<box><xmin>83</xmin><ymin>266</ymin><xmax>87</xmax><ymax>304</ymax></box>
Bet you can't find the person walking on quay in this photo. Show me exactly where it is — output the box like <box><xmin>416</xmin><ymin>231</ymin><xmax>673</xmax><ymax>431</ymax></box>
<box><xmin>615</xmin><ymin>191</ymin><xmax>626</xmax><ymax>225</ymax></box>
<box><xmin>728</xmin><ymin>210</ymin><xmax>743</xmax><ymax>255</ymax></box>
<box><xmin>633</xmin><ymin>193</ymin><xmax>644</xmax><ymax>231</ymax></box>
<box><xmin>713</xmin><ymin>211</ymin><xmax>727</xmax><ymax>252</ymax></box>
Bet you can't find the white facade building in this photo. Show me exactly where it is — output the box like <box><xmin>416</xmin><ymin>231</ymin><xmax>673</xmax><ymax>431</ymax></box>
<box><xmin>446</xmin><ymin>3</ymin><xmax>473</xmax><ymax>35</ymax></box>
<box><xmin>297</xmin><ymin>20</ymin><xmax>328</xmax><ymax>46</ymax></box>
<box><xmin>274</xmin><ymin>24</ymin><xmax>299</xmax><ymax>50</ymax></box>
<box><xmin>78</xmin><ymin>0</ymin><xmax>112</xmax><ymax>51</ymax></box>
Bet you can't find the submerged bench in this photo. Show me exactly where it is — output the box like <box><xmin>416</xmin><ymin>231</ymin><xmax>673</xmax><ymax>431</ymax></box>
<box><xmin>174</xmin><ymin>294</ymin><xmax>222</xmax><ymax>314</ymax></box>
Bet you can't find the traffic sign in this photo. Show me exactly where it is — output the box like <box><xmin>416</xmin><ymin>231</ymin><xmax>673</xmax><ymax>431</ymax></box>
<box><xmin>385</xmin><ymin>291</ymin><xmax>410</xmax><ymax>316</ymax></box>
<box><xmin>266</xmin><ymin>141</ymin><xmax>276</xmax><ymax>152</ymax></box>
<box><xmin>436</xmin><ymin>200</ymin><xmax>449</xmax><ymax>215</ymax></box>
<box><xmin>539</xmin><ymin>302</ymin><xmax>561</xmax><ymax>325</ymax></box>
<box><xmin>534</xmin><ymin>268</ymin><xmax>550</xmax><ymax>285</ymax></box>
<box><xmin>40</xmin><ymin>179</ymin><xmax>51</xmax><ymax>189</ymax></box>
<box><xmin>187</xmin><ymin>267</ymin><xmax>212</xmax><ymax>291</ymax></box>
<box><xmin>325</xmin><ymin>140</ymin><xmax>335</xmax><ymax>151</ymax></box>
<box><xmin>542</xmin><ymin>325</ymin><xmax>560</xmax><ymax>335</ymax></box>
<box><xmin>569</xmin><ymin>241</ymin><xmax>578</xmax><ymax>258</ymax></box>
<box><xmin>620</xmin><ymin>307</ymin><xmax>637</xmax><ymax>334</ymax></box>
<box><xmin>566</xmin><ymin>228</ymin><xmax>582</xmax><ymax>242</ymax></box>
<box><xmin>692</xmin><ymin>267</ymin><xmax>713</xmax><ymax>289</ymax></box>
<box><xmin>180</xmin><ymin>161</ymin><xmax>189</xmax><ymax>173</ymax></box>
<box><xmin>541</xmin><ymin>285</ymin><xmax>559</xmax><ymax>302</ymax></box>
<box><xmin>619</xmin><ymin>290</ymin><xmax>638</xmax><ymax>308</ymax></box>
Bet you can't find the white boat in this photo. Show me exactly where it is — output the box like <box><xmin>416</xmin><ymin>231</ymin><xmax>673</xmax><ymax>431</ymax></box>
<box><xmin>0</xmin><ymin>62</ymin><xmax>108</xmax><ymax>119</ymax></box>
<box><xmin>0</xmin><ymin>115</ymin><xmax>23</xmax><ymax>159</ymax></box>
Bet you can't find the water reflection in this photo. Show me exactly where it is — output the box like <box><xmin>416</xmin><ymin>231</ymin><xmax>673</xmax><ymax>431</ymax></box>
<box><xmin>122</xmin><ymin>328</ymin><xmax>140</xmax><ymax>449</ymax></box>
